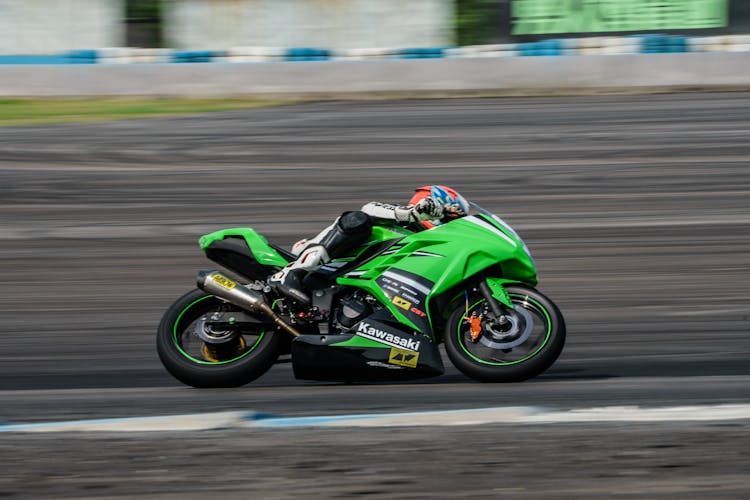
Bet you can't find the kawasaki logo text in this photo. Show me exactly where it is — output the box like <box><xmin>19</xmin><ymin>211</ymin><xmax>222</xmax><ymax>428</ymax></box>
<box><xmin>356</xmin><ymin>322</ymin><xmax>421</xmax><ymax>351</ymax></box>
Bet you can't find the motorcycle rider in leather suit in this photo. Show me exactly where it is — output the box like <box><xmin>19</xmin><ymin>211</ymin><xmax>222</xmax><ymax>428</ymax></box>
<box><xmin>269</xmin><ymin>185</ymin><xmax>470</xmax><ymax>304</ymax></box>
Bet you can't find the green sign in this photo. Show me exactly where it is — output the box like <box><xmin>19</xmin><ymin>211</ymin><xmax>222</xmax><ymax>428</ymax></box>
<box><xmin>511</xmin><ymin>0</ymin><xmax>729</xmax><ymax>35</ymax></box>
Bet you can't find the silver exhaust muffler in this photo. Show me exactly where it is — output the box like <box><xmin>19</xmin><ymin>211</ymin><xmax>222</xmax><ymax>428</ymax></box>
<box><xmin>197</xmin><ymin>270</ymin><xmax>301</xmax><ymax>337</ymax></box>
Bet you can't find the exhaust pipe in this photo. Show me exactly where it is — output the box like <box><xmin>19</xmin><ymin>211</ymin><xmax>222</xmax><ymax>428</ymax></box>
<box><xmin>197</xmin><ymin>270</ymin><xmax>301</xmax><ymax>338</ymax></box>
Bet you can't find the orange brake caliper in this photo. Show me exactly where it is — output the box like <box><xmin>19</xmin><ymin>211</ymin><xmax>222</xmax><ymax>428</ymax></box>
<box><xmin>465</xmin><ymin>313</ymin><xmax>483</xmax><ymax>342</ymax></box>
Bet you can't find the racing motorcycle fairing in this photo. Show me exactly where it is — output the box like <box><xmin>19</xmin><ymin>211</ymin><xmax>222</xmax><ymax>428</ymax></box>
<box><xmin>291</xmin><ymin>312</ymin><xmax>444</xmax><ymax>382</ymax></box>
<box><xmin>335</xmin><ymin>214</ymin><xmax>537</xmax><ymax>339</ymax></box>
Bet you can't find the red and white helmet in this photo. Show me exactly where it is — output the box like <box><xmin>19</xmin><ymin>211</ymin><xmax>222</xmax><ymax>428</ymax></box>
<box><xmin>408</xmin><ymin>185</ymin><xmax>469</xmax><ymax>229</ymax></box>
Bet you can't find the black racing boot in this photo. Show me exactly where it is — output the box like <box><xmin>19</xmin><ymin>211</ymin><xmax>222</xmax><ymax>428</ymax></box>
<box><xmin>268</xmin><ymin>245</ymin><xmax>328</xmax><ymax>306</ymax></box>
<box><xmin>271</xmin><ymin>268</ymin><xmax>311</xmax><ymax>306</ymax></box>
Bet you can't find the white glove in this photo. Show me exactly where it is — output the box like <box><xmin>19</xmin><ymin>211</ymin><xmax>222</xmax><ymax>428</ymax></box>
<box><xmin>412</xmin><ymin>197</ymin><xmax>444</xmax><ymax>220</ymax></box>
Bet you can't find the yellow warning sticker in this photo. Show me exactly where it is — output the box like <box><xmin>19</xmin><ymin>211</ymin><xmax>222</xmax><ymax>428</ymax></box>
<box><xmin>392</xmin><ymin>296</ymin><xmax>412</xmax><ymax>310</ymax></box>
<box><xmin>212</xmin><ymin>274</ymin><xmax>236</xmax><ymax>290</ymax></box>
<box><xmin>389</xmin><ymin>348</ymin><xmax>419</xmax><ymax>368</ymax></box>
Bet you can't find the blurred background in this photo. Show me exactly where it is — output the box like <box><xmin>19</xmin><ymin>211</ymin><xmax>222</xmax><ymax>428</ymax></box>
<box><xmin>0</xmin><ymin>0</ymin><xmax>748</xmax><ymax>54</ymax></box>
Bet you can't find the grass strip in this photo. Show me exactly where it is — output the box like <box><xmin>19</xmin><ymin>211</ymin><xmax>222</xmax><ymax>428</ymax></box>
<box><xmin>0</xmin><ymin>98</ymin><xmax>287</xmax><ymax>126</ymax></box>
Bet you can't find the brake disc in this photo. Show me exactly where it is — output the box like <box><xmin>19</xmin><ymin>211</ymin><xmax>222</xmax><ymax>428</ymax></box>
<box><xmin>477</xmin><ymin>306</ymin><xmax>534</xmax><ymax>350</ymax></box>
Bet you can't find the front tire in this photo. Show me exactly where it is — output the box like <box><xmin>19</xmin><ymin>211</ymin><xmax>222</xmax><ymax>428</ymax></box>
<box><xmin>157</xmin><ymin>289</ymin><xmax>282</xmax><ymax>388</ymax></box>
<box><xmin>444</xmin><ymin>285</ymin><xmax>565</xmax><ymax>382</ymax></box>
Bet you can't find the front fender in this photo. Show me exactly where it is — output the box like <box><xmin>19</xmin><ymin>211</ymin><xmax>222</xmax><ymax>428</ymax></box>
<box><xmin>484</xmin><ymin>277</ymin><xmax>518</xmax><ymax>309</ymax></box>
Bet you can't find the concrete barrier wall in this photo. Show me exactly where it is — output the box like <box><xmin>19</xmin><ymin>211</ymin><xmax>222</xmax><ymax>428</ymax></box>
<box><xmin>1</xmin><ymin>53</ymin><xmax>749</xmax><ymax>97</ymax></box>
<box><xmin>163</xmin><ymin>0</ymin><xmax>454</xmax><ymax>50</ymax></box>
<box><xmin>0</xmin><ymin>0</ymin><xmax>124</xmax><ymax>55</ymax></box>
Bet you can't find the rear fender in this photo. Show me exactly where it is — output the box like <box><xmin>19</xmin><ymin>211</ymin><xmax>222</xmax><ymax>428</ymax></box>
<box><xmin>199</xmin><ymin>228</ymin><xmax>289</xmax><ymax>280</ymax></box>
<box><xmin>200</xmin><ymin>228</ymin><xmax>289</xmax><ymax>266</ymax></box>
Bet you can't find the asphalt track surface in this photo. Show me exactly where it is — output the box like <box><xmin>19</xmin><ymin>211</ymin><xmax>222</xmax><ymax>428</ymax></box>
<box><xmin>1</xmin><ymin>93</ymin><xmax>749</xmax><ymax>498</ymax></box>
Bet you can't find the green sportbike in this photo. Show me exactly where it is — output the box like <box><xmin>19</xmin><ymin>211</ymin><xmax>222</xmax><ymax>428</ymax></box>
<box><xmin>157</xmin><ymin>203</ymin><xmax>565</xmax><ymax>387</ymax></box>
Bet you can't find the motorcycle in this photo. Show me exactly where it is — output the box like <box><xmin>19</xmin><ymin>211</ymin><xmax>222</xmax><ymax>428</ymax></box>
<box><xmin>156</xmin><ymin>203</ymin><xmax>565</xmax><ymax>387</ymax></box>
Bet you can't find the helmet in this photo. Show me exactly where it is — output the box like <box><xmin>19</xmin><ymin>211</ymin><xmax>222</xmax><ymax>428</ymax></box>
<box><xmin>408</xmin><ymin>185</ymin><xmax>469</xmax><ymax>228</ymax></box>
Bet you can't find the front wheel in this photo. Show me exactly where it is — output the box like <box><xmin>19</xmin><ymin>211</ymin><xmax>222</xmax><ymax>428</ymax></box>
<box><xmin>157</xmin><ymin>289</ymin><xmax>282</xmax><ymax>388</ymax></box>
<box><xmin>444</xmin><ymin>285</ymin><xmax>565</xmax><ymax>382</ymax></box>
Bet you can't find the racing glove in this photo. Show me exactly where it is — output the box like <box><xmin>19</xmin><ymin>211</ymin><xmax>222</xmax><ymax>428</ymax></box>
<box><xmin>412</xmin><ymin>197</ymin><xmax>444</xmax><ymax>220</ymax></box>
<box><xmin>362</xmin><ymin>197</ymin><xmax>444</xmax><ymax>225</ymax></box>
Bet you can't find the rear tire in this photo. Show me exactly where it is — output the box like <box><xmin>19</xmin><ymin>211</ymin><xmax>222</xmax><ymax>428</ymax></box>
<box><xmin>157</xmin><ymin>289</ymin><xmax>282</xmax><ymax>388</ymax></box>
<box><xmin>444</xmin><ymin>285</ymin><xmax>565</xmax><ymax>382</ymax></box>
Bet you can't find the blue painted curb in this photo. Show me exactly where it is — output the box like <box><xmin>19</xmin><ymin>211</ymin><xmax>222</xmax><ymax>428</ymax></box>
<box><xmin>0</xmin><ymin>34</ymin><xmax>742</xmax><ymax>65</ymax></box>
<box><xmin>518</xmin><ymin>40</ymin><xmax>563</xmax><ymax>56</ymax></box>
<box><xmin>286</xmin><ymin>56</ymin><xmax>331</xmax><ymax>62</ymax></box>
<box><xmin>4</xmin><ymin>405</ymin><xmax>749</xmax><ymax>432</ymax></box>
<box><xmin>249</xmin><ymin>414</ymin><xmax>382</xmax><ymax>427</ymax></box>
<box><xmin>398</xmin><ymin>47</ymin><xmax>446</xmax><ymax>59</ymax></box>
<box><xmin>286</xmin><ymin>48</ymin><xmax>330</xmax><ymax>61</ymax></box>
<box><xmin>171</xmin><ymin>50</ymin><xmax>224</xmax><ymax>63</ymax></box>
<box><xmin>0</xmin><ymin>55</ymin><xmax>72</xmax><ymax>64</ymax></box>
<box><xmin>632</xmin><ymin>34</ymin><xmax>689</xmax><ymax>54</ymax></box>
<box><xmin>67</xmin><ymin>49</ymin><xmax>98</xmax><ymax>63</ymax></box>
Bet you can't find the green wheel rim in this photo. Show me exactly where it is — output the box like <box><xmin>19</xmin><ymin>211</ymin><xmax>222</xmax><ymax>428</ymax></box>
<box><xmin>457</xmin><ymin>293</ymin><xmax>552</xmax><ymax>366</ymax></box>
<box><xmin>173</xmin><ymin>295</ymin><xmax>265</xmax><ymax>365</ymax></box>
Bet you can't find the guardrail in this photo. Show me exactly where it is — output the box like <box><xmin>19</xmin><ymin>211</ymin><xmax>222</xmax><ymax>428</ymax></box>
<box><xmin>1</xmin><ymin>34</ymin><xmax>749</xmax><ymax>64</ymax></box>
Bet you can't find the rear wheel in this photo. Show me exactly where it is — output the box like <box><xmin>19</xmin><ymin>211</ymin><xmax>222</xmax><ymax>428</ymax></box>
<box><xmin>444</xmin><ymin>285</ymin><xmax>565</xmax><ymax>382</ymax></box>
<box><xmin>156</xmin><ymin>289</ymin><xmax>282</xmax><ymax>388</ymax></box>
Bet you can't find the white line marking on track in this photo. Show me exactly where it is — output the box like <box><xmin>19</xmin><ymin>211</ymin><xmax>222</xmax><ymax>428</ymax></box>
<box><xmin>2</xmin><ymin>404</ymin><xmax>749</xmax><ymax>433</ymax></box>
<box><xmin>0</xmin><ymin>411</ymin><xmax>255</xmax><ymax>433</ymax></box>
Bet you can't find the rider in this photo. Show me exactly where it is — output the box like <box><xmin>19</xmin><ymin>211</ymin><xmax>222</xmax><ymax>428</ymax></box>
<box><xmin>269</xmin><ymin>185</ymin><xmax>470</xmax><ymax>304</ymax></box>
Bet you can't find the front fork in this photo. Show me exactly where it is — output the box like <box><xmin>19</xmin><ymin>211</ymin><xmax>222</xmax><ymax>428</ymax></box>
<box><xmin>468</xmin><ymin>278</ymin><xmax>517</xmax><ymax>342</ymax></box>
<box><xmin>480</xmin><ymin>276</ymin><xmax>515</xmax><ymax>310</ymax></box>
<box><xmin>479</xmin><ymin>280</ymin><xmax>510</xmax><ymax>320</ymax></box>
